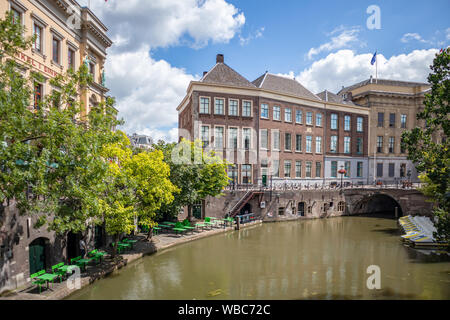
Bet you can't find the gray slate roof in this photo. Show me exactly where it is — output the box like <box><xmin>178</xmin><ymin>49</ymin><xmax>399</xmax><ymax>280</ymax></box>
<box><xmin>201</xmin><ymin>63</ymin><xmax>256</xmax><ymax>88</ymax></box>
<box><xmin>252</xmin><ymin>73</ymin><xmax>320</xmax><ymax>101</ymax></box>
<box><xmin>316</xmin><ymin>90</ymin><xmax>356</xmax><ymax>106</ymax></box>
<box><xmin>337</xmin><ymin>78</ymin><xmax>429</xmax><ymax>95</ymax></box>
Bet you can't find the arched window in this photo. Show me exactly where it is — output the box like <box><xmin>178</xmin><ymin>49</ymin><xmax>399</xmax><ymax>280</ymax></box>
<box><xmin>337</xmin><ymin>201</ymin><xmax>346</xmax><ymax>212</ymax></box>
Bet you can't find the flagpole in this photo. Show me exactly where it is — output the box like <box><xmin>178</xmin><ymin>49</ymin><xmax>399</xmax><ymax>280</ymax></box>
<box><xmin>376</xmin><ymin>51</ymin><xmax>378</xmax><ymax>84</ymax></box>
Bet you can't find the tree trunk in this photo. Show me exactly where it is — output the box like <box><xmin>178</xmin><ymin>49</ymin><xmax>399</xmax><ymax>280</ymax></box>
<box><xmin>187</xmin><ymin>204</ymin><xmax>192</xmax><ymax>222</ymax></box>
<box><xmin>146</xmin><ymin>227</ymin><xmax>153</xmax><ymax>241</ymax></box>
<box><xmin>112</xmin><ymin>234</ymin><xmax>119</xmax><ymax>258</ymax></box>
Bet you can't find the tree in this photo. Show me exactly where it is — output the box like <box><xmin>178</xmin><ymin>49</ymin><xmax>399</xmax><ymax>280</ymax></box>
<box><xmin>100</xmin><ymin>132</ymin><xmax>178</xmax><ymax>256</ymax></box>
<box><xmin>154</xmin><ymin>139</ymin><xmax>230</xmax><ymax>221</ymax></box>
<box><xmin>402</xmin><ymin>47</ymin><xmax>450</xmax><ymax>244</ymax></box>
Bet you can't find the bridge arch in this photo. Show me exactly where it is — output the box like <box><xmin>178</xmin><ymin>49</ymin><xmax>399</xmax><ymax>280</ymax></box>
<box><xmin>351</xmin><ymin>193</ymin><xmax>404</xmax><ymax>218</ymax></box>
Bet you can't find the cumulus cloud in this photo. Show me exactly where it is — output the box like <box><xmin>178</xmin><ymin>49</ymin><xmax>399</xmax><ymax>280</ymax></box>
<box><xmin>401</xmin><ymin>33</ymin><xmax>429</xmax><ymax>44</ymax></box>
<box><xmin>286</xmin><ymin>49</ymin><xmax>438</xmax><ymax>94</ymax></box>
<box><xmin>87</xmin><ymin>0</ymin><xmax>245</xmax><ymax>51</ymax></box>
<box><xmin>307</xmin><ymin>27</ymin><xmax>363</xmax><ymax>59</ymax></box>
<box><xmin>77</xmin><ymin>0</ymin><xmax>246</xmax><ymax>142</ymax></box>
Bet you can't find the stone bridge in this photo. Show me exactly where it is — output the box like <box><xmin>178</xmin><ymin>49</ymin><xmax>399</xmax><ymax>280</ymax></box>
<box><xmin>343</xmin><ymin>188</ymin><xmax>433</xmax><ymax>217</ymax></box>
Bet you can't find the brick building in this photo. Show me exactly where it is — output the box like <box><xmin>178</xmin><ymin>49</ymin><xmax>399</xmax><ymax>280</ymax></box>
<box><xmin>0</xmin><ymin>0</ymin><xmax>112</xmax><ymax>294</ymax></box>
<box><xmin>177</xmin><ymin>54</ymin><xmax>370</xmax><ymax>188</ymax></box>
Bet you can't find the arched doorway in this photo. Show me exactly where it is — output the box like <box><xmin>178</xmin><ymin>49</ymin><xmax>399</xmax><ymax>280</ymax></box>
<box><xmin>29</xmin><ymin>237</ymin><xmax>49</xmax><ymax>275</ymax></box>
<box><xmin>352</xmin><ymin>194</ymin><xmax>403</xmax><ymax>218</ymax></box>
<box><xmin>240</xmin><ymin>203</ymin><xmax>252</xmax><ymax>215</ymax></box>
<box><xmin>298</xmin><ymin>202</ymin><xmax>305</xmax><ymax>216</ymax></box>
<box><xmin>67</xmin><ymin>232</ymin><xmax>81</xmax><ymax>260</ymax></box>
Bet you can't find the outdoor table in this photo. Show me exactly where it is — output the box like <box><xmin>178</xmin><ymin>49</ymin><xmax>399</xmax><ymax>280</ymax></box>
<box><xmin>94</xmin><ymin>252</ymin><xmax>107</xmax><ymax>263</ymax></box>
<box><xmin>123</xmin><ymin>239</ymin><xmax>138</xmax><ymax>249</ymax></box>
<box><xmin>57</xmin><ymin>265</ymin><xmax>77</xmax><ymax>274</ymax></box>
<box><xmin>159</xmin><ymin>224</ymin><xmax>173</xmax><ymax>232</ymax></box>
<box><xmin>36</xmin><ymin>273</ymin><xmax>59</xmax><ymax>289</ymax></box>
<box><xmin>77</xmin><ymin>258</ymin><xmax>92</xmax><ymax>272</ymax></box>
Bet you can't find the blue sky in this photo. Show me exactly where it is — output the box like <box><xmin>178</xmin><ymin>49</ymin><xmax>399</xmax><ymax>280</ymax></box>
<box><xmin>81</xmin><ymin>0</ymin><xmax>449</xmax><ymax>141</ymax></box>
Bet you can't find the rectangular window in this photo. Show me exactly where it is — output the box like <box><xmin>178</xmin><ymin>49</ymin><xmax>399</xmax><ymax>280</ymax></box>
<box><xmin>357</xmin><ymin>162</ymin><xmax>363</xmax><ymax>178</ymax></box>
<box><xmin>284</xmin><ymin>161</ymin><xmax>291</xmax><ymax>178</ymax></box>
<box><xmin>331</xmin><ymin>161</ymin><xmax>338</xmax><ymax>178</ymax></box>
<box><xmin>306</xmin><ymin>112</ymin><xmax>313</xmax><ymax>125</ymax></box>
<box><xmin>228</xmin><ymin>127</ymin><xmax>238</xmax><ymax>149</ymax></box>
<box><xmin>378</xmin><ymin>112</ymin><xmax>384</xmax><ymax>127</ymax></box>
<box><xmin>389</xmin><ymin>163</ymin><xmax>395</xmax><ymax>177</ymax></box>
<box><xmin>344</xmin><ymin>161</ymin><xmax>351</xmax><ymax>178</ymax></box>
<box><xmin>34</xmin><ymin>83</ymin><xmax>42</xmax><ymax>110</ymax></box>
<box><xmin>12</xmin><ymin>8</ymin><xmax>21</xmax><ymax>24</ymax></box>
<box><xmin>261</xmin><ymin>103</ymin><xmax>269</xmax><ymax>119</ymax></box>
<box><xmin>344</xmin><ymin>115</ymin><xmax>351</xmax><ymax>131</ymax></box>
<box><xmin>331</xmin><ymin>113</ymin><xmax>338</xmax><ymax>130</ymax></box>
<box><xmin>356</xmin><ymin>137</ymin><xmax>363</xmax><ymax>154</ymax></box>
<box><xmin>400</xmin><ymin>137</ymin><xmax>406</xmax><ymax>154</ymax></box>
<box><xmin>357</xmin><ymin>117</ymin><xmax>363</xmax><ymax>132</ymax></box>
<box><xmin>243</xmin><ymin>128</ymin><xmax>251</xmax><ymax>150</ymax></box>
<box><xmin>201</xmin><ymin>126</ymin><xmax>209</xmax><ymax>147</ymax></box>
<box><xmin>316</xmin><ymin>136</ymin><xmax>322</xmax><ymax>153</ymax></box>
<box><xmin>215</xmin><ymin>98</ymin><xmax>224</xmax><ymax>115</ymax></box>
<box><xmin>306</xmin><ymin>136</ymin><xmax>312</xmax><ymax>153</ymax></box>
<box><xmin>228</xmin><ymin>165</ymin><xmax>238</xmax><ymax>184</ymax></box>
<box><xmin>68</xmin><ymin>48</ymin><xmax>75</xmax><ymax>69</ymax></box>
<box><xmin>272</xmin><ymin>160</ymin><xmax>279</xmax><ymax>178</ymax></box>
<box><xmin>200</xmin><ymin>97</ymin><xmax>210</xmax><ymax>114</ymax></box>
<box><xmin>400</xmin><ymin>164</ymin><xmax>406</xmax><ymax>177</ymax></box>
<box><xmin>260</xmin><ymin>129</ymin><xmax>268</xmax><ymax>149</ymax></box>
<box><xmin>285</xmin><ymin>108</ymin><xmax>292</xmax><ymax>122</ymax></box>
<box><xmin>33</xmin><ymin>24</ymin><xmax>42</xmax><ymax>53</ymax></box>
<box><xmin>295</xmin><ymin>134</ymin><xmax>302</xmax><ymax>152</ymax></box>
<box><xmin>229</xmin><ymin>99</ymin><xmax>238</xmax><ymax>116</ymax></box>
<box><xmin>401</xmin><ymin>114</ymin><xmax>407</xmax><ymax>128</ymax></box>
<box><xmin>214</xmin><ymin>127</ymin><xmax>224</xmax><ymax>149</ymax></box>
<box><xmin>242</xmin><ymin>164</ymin><xmax>252</xmax><ymax>184</ymax></box>
<box><xmin>389</xmin><ymin>113</ymin><xmax>396</xmax><ymax>128</ymax></box>
<box><xmin>295</xmin><ymin>161</ymin><xmax>302</xmax><ymax>178</ymax></box>
<box><xmin>273</xmin><ymin>105</ymin><xmax>281</xmax><ymax>121</ymax></box>
<box><xmin>376</xmin><ymin>163</ymin><xmax>383</xmax><ymax>178</ymax></box>
<box><xmin>344</xmin><ymin>137</ymin><xmax>351</xmax><ymax>154</ymax></box>
<box><xmin>377</xmin><ymin>136</ymin><xmax>383</xmax><ymax>153</ymax></box>
<box><xmin>296</xmin><ymin>110</ymin><xmax>302</xmax><ymax>123</ymax></box>
<box><xmin>285</xmin><ymin>133</ymin><xmax>291</xmax><ymax>151</ymax></box>
<box><xmin>330</xmin><ymin>135</ymin><xmax>338</xmax><ymax>153</ymax></box>
<box><xmin>52</xmin><ymin>37</ymin><xmax>60</xmax><ymax>64</ymax></box>
<box><xmin>316</xmin><ymin>162</ymin><xmax>322</xmax><ymax>178</ymax></box>
<box><xmin>272</xmin><ymin>130</ymin><xmax>280</xmax><ymax>150</ymax></box>
<box><xmin>316</xmin><ymin>113</ymin><xmax>322</xmax><ymax>127</ymax></box>
<box><xmin>305</xmin><ymin>161</ymin><xmax>312</xmax><ymax>178</ymax></box>
<box><xmin>389</xmin><ymin>137</ymin><xmax>395</xmax><ymax>153</ymax></box>
<box><xmin>242</xmin><ymin>101</ymin><xmax>251</xmax><ymax>117</ymax></box>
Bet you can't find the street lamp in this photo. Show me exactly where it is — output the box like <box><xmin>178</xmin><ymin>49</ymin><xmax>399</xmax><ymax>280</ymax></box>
<box><xmin>338</xmin><ymin>166</ymin><xmax>347</xmax><ymax>190</ymax></box>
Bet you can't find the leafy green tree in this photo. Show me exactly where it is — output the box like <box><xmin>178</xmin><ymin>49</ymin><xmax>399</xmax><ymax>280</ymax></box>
<box><xmin>154</xmin><ymin>139</ymin><xmax>230</xmax><ymax>221</ymax></box>
<box><xmin>402</xmin><ymin>47</ymin><xmax>450</xmax><ymax>244</ymax></box>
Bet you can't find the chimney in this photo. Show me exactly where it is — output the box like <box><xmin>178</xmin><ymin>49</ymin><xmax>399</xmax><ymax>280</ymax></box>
<box><xmin>203</xmin><ymin>71</ymin><xmax>208</xmax><ymax>77</ymax></box>
<box><xmin>216</xmin><ymin>54</ymin><xmax>224</xmax><ymax>63</ymax></box>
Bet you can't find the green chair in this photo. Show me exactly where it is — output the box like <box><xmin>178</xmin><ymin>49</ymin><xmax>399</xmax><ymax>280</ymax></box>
<box><xmin>30</xmin><ymin>270</ymin><xmax>46</xmax><ymax>293</ymax></box>
<box><xmin>182</xmin><ymin>219</ymin><xmax>196</xmax><ymax>233</ymax></box>
<box><xmin>88</xmin><ymin>249</ymin><xmax>100</xmax><ymax>264</ymax></box>
<box><xmin>204</xmin><ymin>217</ymin><xmax>216</xmax><ymax>228</ymax></box>
<box><xmin>51</xmin><ymin>262</ymin><xmax>65</xmax><ymax>283</ymax></box>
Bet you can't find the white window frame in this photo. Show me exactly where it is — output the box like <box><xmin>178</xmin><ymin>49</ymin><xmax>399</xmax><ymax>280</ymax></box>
<box><xmin>200</xmin><ymin>124</ymin><xmax>210</xmax><ymax>147</ymax></box>
<box><xmin>242</xmin><ymin>100</ymin><xmax>252</xmax><ymax>117</ymax></box>
<box><xmin>306</xmin><ymin>111</ymin><xmax>313</xmax><ymax>126</ymax></box>
<box><xmin>32</xmin><ymin>18</ymin><xmax>46</xmax><ymax>55</ymax></box>
<box><xmin>228</xmin><ymin>126</ymin><xmax>239</xmax><ymax>149</ymax></box>
<box><xmin>331</xmin><ymin>113</ymin><xmax>338</xmax><ymax>130</ymax></box>
<box><xmin>199</xmin><ymin>96</ymin><xmax>210</xmax><ymax>114</ymax></box>
<box><xmin>242</xmin><ymin>127</ymin><xmax>252</xmax><ymax>149</ymax></box>
<box><xmin>316</xmin><ymin>113</ymin><xmax>322</xmax><ymax>127</ymax></box>
<box><xmin>272</xmin><ymin>129</ymin><xmax>280</xmax><ymax>151</ymax></box>
<box><xmin>330</xmin><ymin>135</ymin><xmax>338</xmax><ymax>153</ymax></box>
<box><xmin>305</xmin><ymin>135</ymin><xmax>312</xmax><ymax>153</ymax></box>
<box><xmin>214</xmin><ymin>97</ymin><xmax>225</xmax><ymax>115</ymax></box>
<box><xmin>260</xmin><ymin>129</ymin><xmax>269</xmax><ymax>150</ymax></box>
<box><xmin>285</xmin><ymin>107</ymin><xmax>292</xmax><ymax>122</ymax></box>
<box><xmin>344</xmin><ymin>115</ymin><xmax>351</xmax><ymax>131</ymax></box>
<box><xmin>315</xmin><ymin>136</ymin><xmax>322</xmax><ymax>154</ymax></box>
<box><xmin>344</xmin><ymin>136</ymin><xmax>351</xmax><ymax>154</ymax></box>
<box><xmin>214</xmin><ymin>125</ymin><xmax>225</xmax><ymax>149</ymax></box>
<box><xmin>273</xmin><ymin>105</ymin><xmax>281</xmax><ymax>121</ymax></box>
<box><xmin>357</xmin><ymin>117</ymin><xmax>363</xmax><ymax>132</ymax></box>
<box><xmin>295</xmin><ymin>109</ymin><xmax>303</xmax><ymax>124</ymax></box>
<box><xmin>228</xmin><ymin>98</ymin><xmax>239</xmax><ymax>117</ymax></box>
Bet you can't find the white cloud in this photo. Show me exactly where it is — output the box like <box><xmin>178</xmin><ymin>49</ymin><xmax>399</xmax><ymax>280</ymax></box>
<box><xmin>401</xmin><ymin>33</ymin><xmax>429</xmax><ymax>44</ymax></box>
<box><xmin>446</xmin><ymin>28</ymin><xmax>450</xmax><ymax>40</ymax></box>
<box><xmin>289</xmin><ymin>49</ymin><xmax>438</xmax><ymax>94</ymax></box>
<box><xmin>307</xmin><ymin>27</ymin><xmax>363</xmax><ymax>59</ymax></box>
<box><xmin>77</xmin><ymin>0</ymin><xmax>246</xmax><ymax>141</ymax></box>
<box><xmin>87</xmin><ymin>0</ymin><xmax>245</xmax><ymax>51</ymax></box>
<box><xmin>239</xmin><ymin>27</ymin><xmax>265</xmax><ymax>46</ymax></box>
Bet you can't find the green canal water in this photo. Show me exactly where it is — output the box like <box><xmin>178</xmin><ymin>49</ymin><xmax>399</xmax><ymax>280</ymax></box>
<box><xmin>67</xmin><ymin>217</ymin><xmax>450</xmax><ymax>300</ymax></box>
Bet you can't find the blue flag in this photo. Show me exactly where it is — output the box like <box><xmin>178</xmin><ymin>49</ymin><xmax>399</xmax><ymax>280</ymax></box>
<box><xmin>371</xmin><ymin>51</ymin><xmax>377</xmax><ymax>65</ymax></box>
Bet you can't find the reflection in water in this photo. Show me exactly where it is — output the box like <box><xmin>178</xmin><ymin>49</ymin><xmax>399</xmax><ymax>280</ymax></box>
<box><xmin>68</xmin><ymin>217</ymin><xmax>450</xmax><ymax>300</ymax></box>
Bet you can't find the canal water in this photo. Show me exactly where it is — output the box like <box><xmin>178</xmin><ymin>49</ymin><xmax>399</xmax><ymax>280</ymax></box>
<box><xmin>68</xmin><ymin>217</ymin><xmax>450</xmax><ymax>300</ymax></box>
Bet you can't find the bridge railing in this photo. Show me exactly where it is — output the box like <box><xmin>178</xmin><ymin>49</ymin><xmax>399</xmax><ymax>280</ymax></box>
<box><xmin>224</xmin><ymin>181</ymin><xmax>422</xmax><ymax>192</ymax></box>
